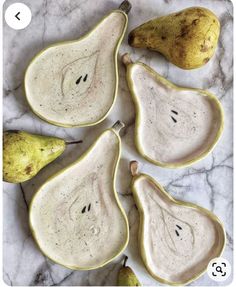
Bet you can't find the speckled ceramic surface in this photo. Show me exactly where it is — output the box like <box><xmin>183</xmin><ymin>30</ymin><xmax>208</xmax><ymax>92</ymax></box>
<box><xmin>29</xmin><ymin>125</ymin><xmax>129</xmax><ymax>270</ymax></box>
<box><xmin>125</xmin><ymin>59</ymin><xmax>224</xmax><ymax>168</ymax></box>
<box><xmin>130</xmin><ymin>162</ymin><xmax>225</xmax><ymax>285</ymax></box>
<box><xmin>3</xmin><ymin>0</ymin><xmax>233</xmax><ymax>285</ymax></box>
<box><xmin>25</xmin><ymin>10</ymin><xmax>128</xmax><ymax>127</ymax></box>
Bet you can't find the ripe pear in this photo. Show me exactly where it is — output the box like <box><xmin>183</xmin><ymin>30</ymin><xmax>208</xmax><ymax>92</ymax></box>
<box><xmin>3</xmin><ymin>130</ymin><xmax>82</xmax><ymax>183</ymax></box>
<box><xmin>117</xmin><ymin>256</ymin><xmax>141</xmax><ymax>286</ymax></box>
<box><xmin>128</xmin><ymin>7</ymin><xmax>220</xmax><ymax>69</ymax></box>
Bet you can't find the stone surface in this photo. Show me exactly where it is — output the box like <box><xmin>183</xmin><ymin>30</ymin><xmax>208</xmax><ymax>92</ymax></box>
<box><xmin>3</xmin><ymin>0</ymin><xmax>233</xmax><ymax>285</ymax></box>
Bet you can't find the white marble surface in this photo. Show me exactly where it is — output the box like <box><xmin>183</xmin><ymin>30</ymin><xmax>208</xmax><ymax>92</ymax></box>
<box><xmin>3</xmin><ymin>0</ymin><xmax>233</xmax><ymax>285</ymax></box>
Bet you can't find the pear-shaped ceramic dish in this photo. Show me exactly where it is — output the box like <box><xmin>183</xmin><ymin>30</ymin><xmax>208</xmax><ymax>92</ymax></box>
<box><xmin>29</xmin><ymin>122</ymin><xmax>129</xmax><ymax>270</ymax></box>
<box><xmin>123</xmin><ymin>54</ymin><xmax>224</xmax><ymax>168</ymax></box>
<box><xmin>130</xmin><ymin>161</ymin><xmax>226</xmax><ymax>285</ymax></box>
<box><xmin>25</xmin><ymin>1</ymin><xmax>131</xmax><ymax>127</ymax></box>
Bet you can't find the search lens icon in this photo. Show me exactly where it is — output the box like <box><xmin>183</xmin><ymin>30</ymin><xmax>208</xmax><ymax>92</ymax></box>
<box><xmin>207</xmin><ymin>257</ymin><xmax>231</xmax><ymax>282</ymax></box>
<box><xmin>216</xmin><ymin>266</ymin><xmax>223</xmax><ymax>273</ymax></box>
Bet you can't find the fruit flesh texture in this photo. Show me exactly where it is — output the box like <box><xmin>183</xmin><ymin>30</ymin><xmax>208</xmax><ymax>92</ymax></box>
<box><xmin>129</xmin><ymin>63</ymin><xmax>223</xmax><ymax>166</ymax></box>
<box><xmin>3</xmin><ymin>131</ymin><xmax>65</xmax><ymax>183</ymax></box>
<box><xmin>118</xmin><ymin>266</ymin><xmax>141</xmax><ymax>286</ymax></box>
<box><xmin>133</xmin><ymin>175</ymin><xmax>225</xmax><ymax>284</ymax></box>
<box><xmin>129</xmin><ymin>7</ymin><xmax>220</xmax><ymax>69</ymax></box>
<box><xmin>30</xmin><ymin>130</ymin><xmax>128</xmax><ymax>269</ymax></box>
<box><xmin>25</xmin><ymin>11</ymin><xmax>127</xmax><ymax>127</ymax></box>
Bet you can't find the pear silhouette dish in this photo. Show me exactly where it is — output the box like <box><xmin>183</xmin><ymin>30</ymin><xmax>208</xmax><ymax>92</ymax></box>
<box><xmin>130</xmin><ymin>161</ymin><xmax>225</xmax><ymax>285</ymax></box>
<box><xmin>29</xmin><ymin>121</ymin><xmax>129</xmax><ymax>270</ymax></box>
<box><xmin>3</xmin><ymin>130</ymin><xmax>82</xmax><ymax>183</ymax></box>
<box><xmin>122</xmin><ymin>54</ymin><xmax>224</xmax><ymax>168</ymax></box>
<box><xmin>25</xmin><ymin>1</ymin><xmax>131</xmax><ymax>127</ymax></box>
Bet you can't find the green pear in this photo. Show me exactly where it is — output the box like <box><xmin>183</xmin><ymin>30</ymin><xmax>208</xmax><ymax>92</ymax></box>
<box><xmin>3</xmin><ymin>130</ymin><xmax>82</xmax><ymax>183</ymax></box>
<box><xmin>128</xmin><ymin>7</ymin><xmax>220</xmax><ymax>69</ymax></box>
<box><xmin>118</xmin><ymin>256</ymin><xmax>141</xmax><ymax>286</ymax></box>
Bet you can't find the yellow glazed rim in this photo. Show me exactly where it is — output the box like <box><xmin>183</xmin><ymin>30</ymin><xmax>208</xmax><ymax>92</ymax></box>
<box><xmin>29</xmin><ymin>126</ymin><xmax>129</xmax><ymax>270</ymax></box>
<box><xmin>131</xmin><ymin>172</ymin><xmax>226</xmax><ymax>286</ymax></box>
<box><xmin>126</xmin><ymin>61</ymin><xmax>224</xmax><ymax>168</ymax></box>
<box><xmin>24</xmin><ymin>10</ymin><xmax>128</xmax><ymax>128</ymax></box>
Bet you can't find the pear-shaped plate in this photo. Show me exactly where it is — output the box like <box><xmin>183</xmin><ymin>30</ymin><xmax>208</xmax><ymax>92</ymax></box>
<box><xmin>29</xmin><ymin>122</ymin><xmax>129</xmax><ymax>270</ymax></box>
<box><xmin>123</xmin><ymin>54</ymin><xmax>224</xmax><ymax>168</ymax></box>
<box><xmin>25</xmin><ymin>5</ymin><xmax>129</xmax><ymax>127</ymax></box>
<box><xmin>130</xmin><ymin>161</ymin><xmax>225</xmax><ymax>285</ymax></box>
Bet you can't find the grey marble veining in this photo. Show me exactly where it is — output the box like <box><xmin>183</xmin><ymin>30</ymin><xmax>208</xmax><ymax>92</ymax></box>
<box><xmin>3</xmin><ymin>0</ymin><xmax>233</xmax><ymax>285</ymax></box>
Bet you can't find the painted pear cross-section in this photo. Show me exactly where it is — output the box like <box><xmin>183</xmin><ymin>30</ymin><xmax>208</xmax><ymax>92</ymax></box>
<box><xmin>130</xmin><ymin>161</ymin><xmax>225</xmax><ymax>285</ymax></box>
<box><xmin>25</xmin><ymin>2</ymin><xmax>130</xmax><ymax>127</ymax></box>
<box><xmin>123</xmin><ymin>54</ymin><xmax>224</xmax><ymax>168</ymax></box>
<box><xmin>61</xmin><ymin>50</ymin><xmax>99</xmax><ymax>101</ymax></box>
<box><xmin>29</xmin><ymin>122</ymin><xmax>129</xmax><ymax>270</ymax></box>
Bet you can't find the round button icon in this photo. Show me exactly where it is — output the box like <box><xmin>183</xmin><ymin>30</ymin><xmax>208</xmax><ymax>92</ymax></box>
<box><xmin>207</xmin><ymin>257</ymin><xmax>231</xmax><ymax>282</ymax></box>
<box><xmin>5</xmin><ymin>3</ymin><xmax>32</xmax><ymax>30</ymax></box>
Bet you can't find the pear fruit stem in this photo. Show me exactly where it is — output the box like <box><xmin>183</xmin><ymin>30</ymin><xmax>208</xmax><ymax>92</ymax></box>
<box><xmin>122</xmin><ymin>53</ymin><xmax>133</xmax><ymax>67</ymax></box>
<box><xmin>119</xmin><ymin>0</ymin><xmax>132</xmax><ymax>14</ymax></box>
<box><xmin>65</xmin><ymin>140</ymin><xmax>83</xmax><ymax>145</ymax></box>
<box><xmin>112</xmin><ymin>121</ymin><xmax>125</xmax><ymax>133</ymax></box>
<box><xmin>123</xmin><ymin>255</ymin><xmax>128</xmax><ymax>267</ymax></box>
<box><xmin>130</xmin><ymin>160</ymin><xmax>139</xmax><ymax>176</ymax></box>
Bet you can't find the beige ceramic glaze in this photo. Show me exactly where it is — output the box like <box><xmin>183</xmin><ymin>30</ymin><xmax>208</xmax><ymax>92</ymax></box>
<box><xmin>25</xmin><ymin>11</ymin><xmax>128</xmax><ymax>127</ymax></box>
<box><xmin>130</xmin><ymin>161</ymin><xmax>225</xmax><ymax>285</ymax></box>
<box><xmin>29</xmin><ymin>122</ymin><xmax>129</xmax><ymax>270</ymax></box>
<box><xmin>123</xmin><ymin>55</ymin><xmax>224</xmax><ymax>168</ymax></box>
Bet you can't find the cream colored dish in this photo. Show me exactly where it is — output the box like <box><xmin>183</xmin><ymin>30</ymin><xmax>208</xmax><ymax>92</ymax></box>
<box><xmin>130</xmin><ymin>161</ymin><xmax>225</xmax><ymax>285</ymax></box>
<box><xmin>29</xmin><ymin>122</ymin><xmax>129</xmax><ymax>270</ymax></box>
<box><xmin>25</xmin><ymin>2</ymin><xmax>131</xmax><ymax>127</ymax></box>
<box><xmin>123</xmin><ymin>54</ymin><xmax>224</xmax><ymax>168</ymax></box>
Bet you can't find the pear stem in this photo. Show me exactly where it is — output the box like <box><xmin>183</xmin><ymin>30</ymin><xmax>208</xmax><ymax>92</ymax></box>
<box><xmin>130</xmin><ymin>161</ymin><xmax>139</xmax><ymax>176</ymax></box>
<box><xmin>66</xmin><ymin>140</ymin><xmax>83</xmax><ymax>145</ymax></box>
<box><xmin>119</xmin><ymin>0</ymin><xmax>132</xmax><ymax>14</ymax></box>
<box><xmin>123</xmin><ymin>255</ymin><xmax>128</xmax><ymax>267</ymax></box>
<box><xmin>112</xmin><ymin>121</ymin><xmax>125</xmax><ymax>133</ymax></box>
<box><xmin>122</xmin><ymin>53</ymin><xmax>133</xmax><ymax>67</ymax></box>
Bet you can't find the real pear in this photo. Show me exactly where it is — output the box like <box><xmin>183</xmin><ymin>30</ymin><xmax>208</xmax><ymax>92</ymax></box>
<box><xmin>117</xmin><ymin>256</ymin><xmax>141</xmax><ymax>286</ymax></box>
<box><xmin>122</xmin><ymin>54</ymin><xmax>224</xmax><ymax>168</ymax></box>
<box><xmin>29</xmin><ymin>121</ymin><xmax>129</xmax><ymax>270</ymax></box>
<box><xmin>3</xmin><ymin>130</ymin><xmax>82</xmax><ymax>183</ymax></box>
<box><xmin>25</xmin><ymin>1</ymin><xmax>131</xmax><ymax>127</ymax></box>
<box><xmin>128</xmin><ymin>7</ymin><xmax>220</xmax><ymax>69</ymax></box>
<box><xmin>130</xmin><ymin>161</ymin><xmax>225</xmax><ymax>285</ymax></box>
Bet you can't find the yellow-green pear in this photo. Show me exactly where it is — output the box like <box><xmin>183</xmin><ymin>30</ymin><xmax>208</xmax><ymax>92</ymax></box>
<box><xmin>128</xmin><ymin>7</ymin><xmax>220</xmax><ymax>69</ymax></box>
<box><xmin>3</xmin><ymin>130</ymin><xmax>82</xmax><ymax>183</ymax></box>
<box><xmin>117</xmin><ymin>256</ymin><xmax>141</xmax><ymax>286</ymax></box>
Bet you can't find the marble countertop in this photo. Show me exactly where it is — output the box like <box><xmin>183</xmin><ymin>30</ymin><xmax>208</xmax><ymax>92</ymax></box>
<box><xmin>3</xmin><ymin>0</ymin><xmax>233</xmax><ymax>285</ymax></box>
